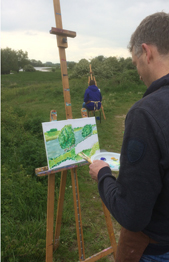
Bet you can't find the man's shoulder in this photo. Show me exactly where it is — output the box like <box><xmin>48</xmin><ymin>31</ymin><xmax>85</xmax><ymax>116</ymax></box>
<box><xmin>134</xmin><ymin>86</ymin><xmax>169</xmax><ymax>107</ymax></box>
<box><xmin>129</xmin><ymin>86</ymin><xmax>169</xmax><ymax>119</ymax></box>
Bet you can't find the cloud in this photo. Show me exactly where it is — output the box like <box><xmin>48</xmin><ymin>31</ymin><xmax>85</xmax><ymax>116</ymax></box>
<box><xmin>1</xmin><ymin>0</ymin><xmax>54</xmax><ymax>32</ymax></box>
<box><xmin>1</xmin><ymin>0</ymin><xmax>168</xmax><ymax>63</ymax></box>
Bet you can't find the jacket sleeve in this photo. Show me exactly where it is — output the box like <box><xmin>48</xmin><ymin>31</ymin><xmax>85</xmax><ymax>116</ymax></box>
<box><xmin>98</xmin><ymin>108</ymin><xmax>163</xmax><ymax>232</ymax></box>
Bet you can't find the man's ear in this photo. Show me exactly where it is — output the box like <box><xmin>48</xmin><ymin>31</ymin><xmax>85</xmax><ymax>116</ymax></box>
<box><xmin>141</xmin><ymin>43</ymin><xmax>152</xmax><ymax>64</ymax></box>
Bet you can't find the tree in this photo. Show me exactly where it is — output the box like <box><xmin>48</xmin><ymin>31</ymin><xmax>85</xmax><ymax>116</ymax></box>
<box><xmin>97</xmin><ymin>55</ymin><xmax>105</xmax><ymax>62</ymax></box>
<box><xmin>29</xmin><ymin>59</ymin><xmax>43</xmax><ymax>67</ymax></box>
<box><xmin>67</xmin><ymin>61</ymin><xmax>76</xmax><ymax>70</ymax></box>
<box><xmin>119</xmin><ymin>57</ymin><xmax>135</xmax><ymax>71</ymax></box>
<box><xmin>82</xmin><ymin>124</ymin><xmax>92</xmax><ymax>138</ymax></box>
<box><xmin>124</xmin><ymin>57</ymin><xmax>135</xmax><ymax>70</ymax></box>
<box><xmin>1</xmin><ymin>47</ymin><xmax>19</xmax><ymax>74</ymax></box>
<box><xmin>55</xmin><ymin>64</ymin><xmax>60</xmax><ymax>69</ymax></box>
<box><xmin>90</xmin><ymin>56</ymin><xmax>119</xmax><ymax>78</ymax></box>
<box><xmin>58</xmin><ymin>125</ymin><xmax>75</xmax><ymax>150</ymax></box>
<box><xmin>1</xmin><ymin>48</ymin><xmax>30</xmax><ymax>74</ymax></box>
<box><xmin>101</xmin><ymin>56</ymin><xmax>119</xmax><ymax>77</ymax></box>
<box><xmin>17</xmin><ymin>49</ymin><xmax>29</xmax><ymax>69</ymax></box>
<box><xmin>70</xmin><ymin>59</ymin><xmax>89</xmax><ymax>78</ymax></box>
<box><xmin>90</xmin><ymin>57</ymin><xmax>102</xmax><ymax>76</ymax></box>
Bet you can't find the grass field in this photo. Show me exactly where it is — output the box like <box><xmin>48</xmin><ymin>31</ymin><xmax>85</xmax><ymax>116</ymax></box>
<box><xmin>1</xmin><ymin>70</ymin><xmax>146</xmax><ymax>262</ymax></box>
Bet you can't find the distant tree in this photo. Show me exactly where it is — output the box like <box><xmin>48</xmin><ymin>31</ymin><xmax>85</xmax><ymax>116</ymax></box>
<box><xmin>45</xmin><ymin>62</ymin><xmax>53</xmax><ymax>67</ymax></box>
<box><xmin>82</xmin><ymin>124</ymin><xmax>92</xmax><ymax>138</ymax></box>
<box><xmin>121</xmin><ymin>69</ymin><xmax>141</xmax><ymax>84</ymax></box>
<box><xmin>58</xmin><ymin>125</ymin><xmax>75</xmax><ymax>151</ymax></box>
<box><xmin>37</xmin><ymin>60</ymin><xmax>43</xmax><ymax>66</ymax></box>
<box><xmin>23</xmin><ymin>64</ymin><xmax>36</xmax><ymax>72</ymax></box>
<box><xmin>102</xmin><ymin>56</ymin><xmax>120</xmax><ymax>77</ymax></box>
<box><xmin>123</xmin><ymin>57</ymin><xmax>135</xmax><ymax>70</ymax></box>
<box><xmin>44</xmin><ymin>62</ymin><xmax>58</xmax><ymax>67</ymax></box>
<box><xmin>1</xmin><ymin>48</ymin><xmax>31</xmax><ymax>74</ymax></box>
<box><xmin>97</xmin><ymin>55</ymin><xmax>105</xmax><ymax>62</ymax></box>
<box><xmin>1</xmin><ymin>47</ymin><xmax>19</xmax><ymax>74</ymax></box>
<box><xmin>119</xmin><ymin>57</ymin><xmax>135</xmax><ymax>71</ymax></box>
<box><xmin>29</xmin><ymin>59</ymin><xmax>43</xmax><ymax>67</ymax></box>
<box><xmin>16</xmin><ymin>49</ymin><xmax>29</xmax><ymax>69</ymax></box>
<box><xmin>90</xmin><ymin>56</ymin><xmax>119</xmax><ymax>78</ymax></box>
<box><xmin>70</xmin><ymin>59</ymin><xmax>89</xmax><ymax>78</ymax></box>
<box><xmin>90</xmin><ymin>57</ymin><xmax>102</xmax><ymax>76</ymax></box>
<box><xmin>55</xmin><ymin>64</ymin><xmax>60</xmax><ymax>69</ymax></box>
<box><xmin>67</xmin><ymin>61</ymin><xmax>76</xmax><ymax>69</ymax></box>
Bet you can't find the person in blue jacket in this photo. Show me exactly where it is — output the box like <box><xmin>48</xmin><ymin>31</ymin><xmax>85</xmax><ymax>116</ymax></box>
<box><xmin>82</xmin><ymin>80</ymin><xmax>102</xmax><ymax>111</ymax></box>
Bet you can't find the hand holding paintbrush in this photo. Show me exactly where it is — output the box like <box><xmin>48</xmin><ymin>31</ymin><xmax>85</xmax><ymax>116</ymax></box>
<box><xmin>78</xmin><ymin>152</ymin><xmax>92</xmax><ymax>164</ymax></box>
<box><xmin>78</xmin><ymin>152</ymin><xmax>109</xmax><ymax>182</ymax></box>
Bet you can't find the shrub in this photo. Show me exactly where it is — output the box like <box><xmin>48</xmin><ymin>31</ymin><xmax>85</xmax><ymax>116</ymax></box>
<box><xmin>69</xmin><ymin>59</ymin><xmax>89</xmax><ymax>78</ymax></box>
<box><xmin>23</xmin><ymin>64</ymin><xmax>36</xmax><ymax>72</ymax></box>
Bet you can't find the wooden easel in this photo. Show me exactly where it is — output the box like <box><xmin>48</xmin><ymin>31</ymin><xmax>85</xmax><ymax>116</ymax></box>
<box><xmin>88</xmin><ymin>64</ymin><xmax>106</xmax><ymax>120</ymax></box>
<box><xmin>88</xmin><ymin>64</ymin><xmax>97</xmax><ymax>86</ymax></box>
<box><xmin>35</xmin><ymin>0</ymin><xmax>117</xmax><ymax>261</ymax></box>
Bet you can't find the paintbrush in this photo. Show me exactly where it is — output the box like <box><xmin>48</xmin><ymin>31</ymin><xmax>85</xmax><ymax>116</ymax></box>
<box><xmin>78</xmin><ymin>152</ymin><xmax>92</xmax><ymax>164</ymax></box>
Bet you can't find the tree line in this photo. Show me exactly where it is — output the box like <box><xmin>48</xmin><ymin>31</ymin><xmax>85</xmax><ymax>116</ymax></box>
<box><xmin>69</xmin><ymin>56</ymin><xmax>140</xmax><ymax>83</ymax></box>
<box><xmin>1</xmin><ymin>47</ymin><xmax>60</xmax><ymax>74</ymax></box>
<box><xmin>1</xmin><ymin>47</ymin><xmax>140</xmax><ymax>85</ymax></box>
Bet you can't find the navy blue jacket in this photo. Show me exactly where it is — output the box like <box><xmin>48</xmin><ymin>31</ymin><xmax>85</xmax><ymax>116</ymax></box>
<box><xmin>84</xmin><ymin>85</ymin><xmax>102</xmax><ymax>110</ymax></box>
<box><xmin>98</xmin><ymin>74</ymin><xmax>169</xmax><ymax>255</ymax></box>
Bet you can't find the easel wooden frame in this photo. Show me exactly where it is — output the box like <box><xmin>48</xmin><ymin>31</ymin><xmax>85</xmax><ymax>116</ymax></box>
<box><xmin>35</xmin><ymin>1</ymin><xmax>117</xmax><ymax>261</ymax></box>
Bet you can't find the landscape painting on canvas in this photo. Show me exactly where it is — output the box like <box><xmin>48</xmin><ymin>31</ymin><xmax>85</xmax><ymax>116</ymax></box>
<box><xmin>42</xmin><ymin>117</ymin><xmax>99</xmax><ymax>170</ymax></box>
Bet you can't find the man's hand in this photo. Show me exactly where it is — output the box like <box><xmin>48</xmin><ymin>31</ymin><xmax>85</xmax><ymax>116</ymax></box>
<box><xmin>89</xmin><ymin>160</ymin><xmax>109</xmax><ymax>182</ymax></box>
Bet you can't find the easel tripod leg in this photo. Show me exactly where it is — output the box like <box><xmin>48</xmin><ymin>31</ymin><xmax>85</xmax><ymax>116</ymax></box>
<box><xmin>71</xmin><ymin>168</ymin><xmax>85</xmax><ymax>261</ymax></box>
<box><xmin>54</xmin><ymin>170</ymin><xmax>67</xmax><ymax>251</ymax></box>
<box><xmin>101</xmin><ymin>201</ymin><xmax>117</xmax><ymax>258</ymax></box>
<box><xmin>101</xmin><ymin>105</ymin><xmax>106</xmax><ymax>120</ymax></box>
<box><xmin>46</xmin><ymin>173</ymin><xmax>55</xmax><ymax>262</ymax></box>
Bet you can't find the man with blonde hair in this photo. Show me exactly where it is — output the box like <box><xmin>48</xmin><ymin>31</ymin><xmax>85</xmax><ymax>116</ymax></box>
<box><xmin>89</xmin><ymin>12</ymin><xmax>169</xmax><ymax>261</ymax></box>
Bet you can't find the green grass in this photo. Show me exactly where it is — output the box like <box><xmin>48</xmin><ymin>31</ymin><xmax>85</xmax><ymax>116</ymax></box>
<box><xmin>1</xmin><ymin>70</ymin><xmax>146</xmax><ymax>262</ymax></box>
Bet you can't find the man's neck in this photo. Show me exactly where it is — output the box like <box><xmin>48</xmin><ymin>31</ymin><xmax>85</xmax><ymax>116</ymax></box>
<box><xmin>152</xmin><ymin>52</ymin><xmax>169</xmax><ymax>82</ymax></box>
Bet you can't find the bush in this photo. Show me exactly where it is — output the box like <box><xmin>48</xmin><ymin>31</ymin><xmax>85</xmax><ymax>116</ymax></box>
<box><xmin>23</xmin><ymin>64</ymin><xmax>36</xmax><ymax>72</ymax></box>
<box><xmin>69</xmin><ymin>56</ymin><xmax>141</xmax><ymax>82</ymax></box>
<box><xmin>69</xmin><ymin>59</ymin><xmax>89</xmax><ymax>78</ymax></box>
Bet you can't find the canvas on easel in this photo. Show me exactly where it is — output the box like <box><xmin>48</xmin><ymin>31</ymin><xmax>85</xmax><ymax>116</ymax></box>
<box><xmin>42</xmin><ymin>117</ymin><xmax>99</xmax><ymax>170</ymax></box>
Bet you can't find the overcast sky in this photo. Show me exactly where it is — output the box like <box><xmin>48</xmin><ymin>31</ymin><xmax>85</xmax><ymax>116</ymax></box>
<box><xmin>1</xmin><ymin>0</ymin><xmax>168</xmax><ymax>63</ymax></box>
